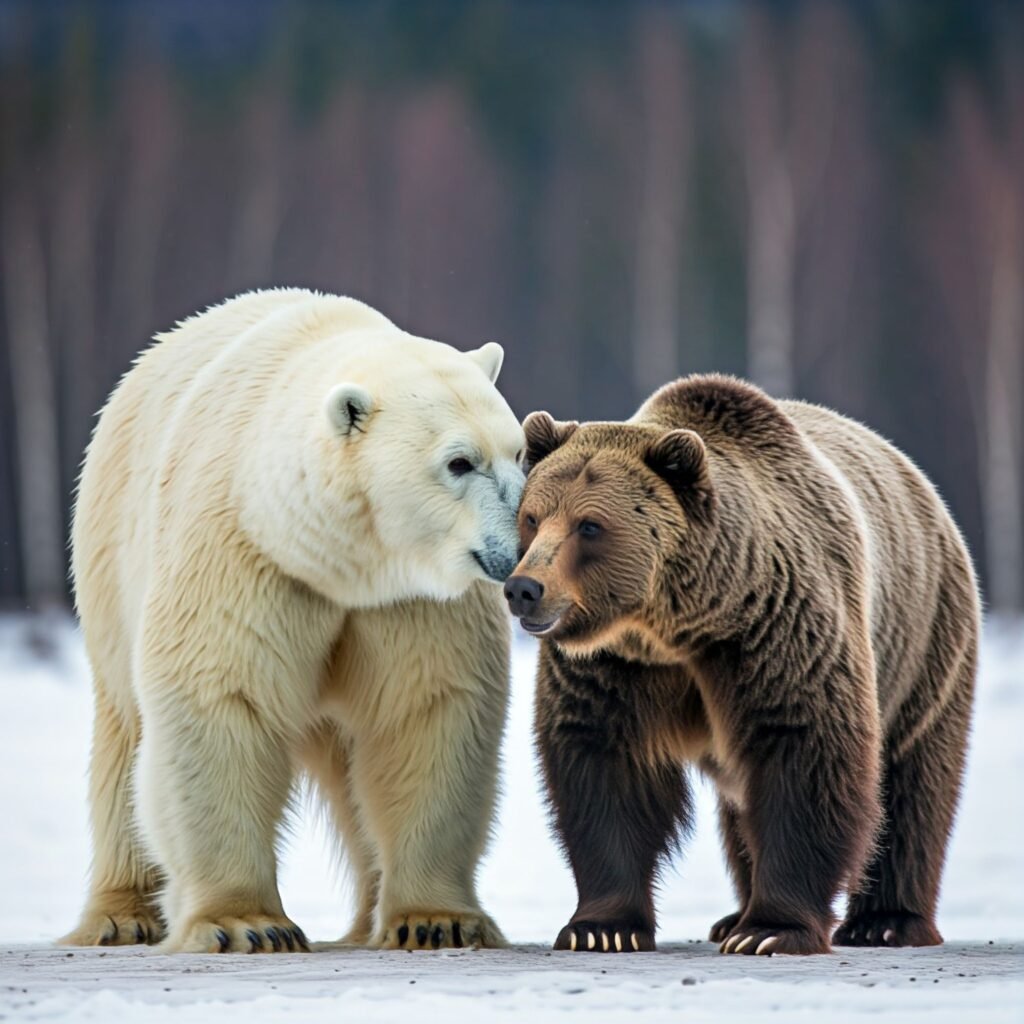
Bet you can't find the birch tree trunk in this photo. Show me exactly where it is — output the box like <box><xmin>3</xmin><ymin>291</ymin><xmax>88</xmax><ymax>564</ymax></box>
<box><xmin>631</xmin><ymin>11</ymin><xmax>690</xmax><ymax>395</ymax></box>
<box><xmin>1</xmin><ymin>174</ymin><xmax>65</xmax><ymax>608</ymax></box>
<box><xmin>740</xmin><ymin>8</ymin><xmax>796</xmax><ymax>398</ymax></box>
<box><xmin>106</xmin><ymin>61</ymin><xmax>177</xmax><ymax>358</ymax></box>
<box><xmin>982</xmin><ymin>167</ymin><xmax>1023</xmax><ymax>612</ymax></box>
<box><xmin>51</xmin><ymin>23</ymin><xmax>101</xmax><ymax>510</ymax></box>
<box><xmin>948</xmin><ymin>71</ymin><xmax>1024</xmax><ymax>614</ymax></box>
<box><xmin>227</xmin><ymin>83</ymin><xmax>287</xmax><ymax>289</ymax></box>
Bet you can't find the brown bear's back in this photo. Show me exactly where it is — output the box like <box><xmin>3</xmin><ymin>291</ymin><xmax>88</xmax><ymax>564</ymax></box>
<box><xmin>637</xmin><ymin>375</ymin><xmax>979</xmax><ymax>722</ymax></box>
<box><xmin>782</xmin><ymin>399</ymin><xmax>978</xmax><ymax>718</ymax></box>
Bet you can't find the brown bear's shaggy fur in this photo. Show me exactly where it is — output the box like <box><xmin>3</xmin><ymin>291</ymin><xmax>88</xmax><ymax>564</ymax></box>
<box><xmin>505</xmin><ymin>375</ymin><xmax>978</xmax><ymax>956</ymax></box>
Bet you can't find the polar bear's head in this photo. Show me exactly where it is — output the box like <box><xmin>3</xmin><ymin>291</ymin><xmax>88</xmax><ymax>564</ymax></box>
<box><xmin>320</xmin><ymin>337</ymin><xmax>525</xmax><ymax>605</ymax></box>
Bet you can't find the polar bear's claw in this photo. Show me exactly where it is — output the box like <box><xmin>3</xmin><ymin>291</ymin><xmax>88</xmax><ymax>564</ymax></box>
<box><xmin>164</xmin><ymin>915</ymin><xmax>310</xmax><ymax>954</ymax></box>
<box><xmin>60</xmin><ymin>907</ymin><xmax>164</xmax><ymax>948</ymax></box>
<box><xmin>379</xmin><ymin>910</ymin><xmax>505</xmax><ymax>950</ymax></box>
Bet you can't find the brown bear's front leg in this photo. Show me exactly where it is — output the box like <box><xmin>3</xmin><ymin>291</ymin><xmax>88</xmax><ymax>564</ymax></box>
<box><xmin>536</xmin><ymin>647</ymin><xmax>692</xmax><ymax>953</ymax></box>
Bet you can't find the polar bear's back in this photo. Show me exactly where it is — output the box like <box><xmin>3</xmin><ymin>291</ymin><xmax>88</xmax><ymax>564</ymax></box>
<box><xmin>135</xmin><ymin>288</ymin><xmax>389</xmax><ymax>412</ymax></box>
<box><xmin>71</xmin><ymin>289</ymin><xmax>389</xmax><ymax>700</ymax></box>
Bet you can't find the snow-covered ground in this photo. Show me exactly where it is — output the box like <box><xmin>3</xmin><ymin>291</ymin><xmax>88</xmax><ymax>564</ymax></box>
<box><xmin>1</xmin><ymin>614</ymin><xmax>1021</xmax><ymax>1021</ymax></box>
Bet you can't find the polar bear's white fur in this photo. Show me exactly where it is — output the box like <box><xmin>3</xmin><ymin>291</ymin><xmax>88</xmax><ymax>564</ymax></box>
<box><xmin>61</xmin><ymin>289</ymin><xmax>524</xmax><ymax>953</ymax></box>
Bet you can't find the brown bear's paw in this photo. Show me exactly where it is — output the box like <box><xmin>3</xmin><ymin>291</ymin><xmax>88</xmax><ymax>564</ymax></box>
<box><xmin>162</xmin><ymin>915</ymin><xmax>310</xmax><ymax>954</ymax></box>
<box><xmin>708</xmin><ymin>911</ymin><xmax>743</xmax><ymax>943</ymax></box>
<box><xmin>554</xmin><ymin>920</ymin><xmax>656</xmax><ymax>953</ymax></box>
<box><xmin>59</xmin><ymin>907</ymin><xmax>165</xmax><ymax>947</ymax></box>
<box><xmin>719</xmin><ymin>921</ymin><xmax>830</xmax><ymax>956</ymax></box>
<box><xmin>378</xmin><ymin>910</ymin><xmax>505</xmax><ymax>950</ymax></box>
<box><xmin>833</xmin><ymin>911</ymin><xmax>942</xmax><ymax>948</ymax></box>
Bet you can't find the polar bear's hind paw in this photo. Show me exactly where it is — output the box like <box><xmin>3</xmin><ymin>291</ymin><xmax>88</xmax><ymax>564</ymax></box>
<box><xmin>59</xmin><ymin>907</ymin><xmax>165</xmax><ymax>947</ymax></box>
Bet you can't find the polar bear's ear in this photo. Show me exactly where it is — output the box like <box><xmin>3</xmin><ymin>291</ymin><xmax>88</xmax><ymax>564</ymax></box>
<box><xmin>325</xmin><ymin>383</ymin><xmax>375</xmax><ymax>437</ymax></box>
<box><xmin>467</xmin><ymin>342</ymin><xmax>504</xmax><ymax>383</ymax></box>
<box><xmin>523</xmin><ymin>411</ymin><xmax>578</xmax><ymax>472</ymax></box>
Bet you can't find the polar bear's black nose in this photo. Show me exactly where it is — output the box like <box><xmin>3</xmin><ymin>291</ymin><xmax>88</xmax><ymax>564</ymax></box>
<box><xmin>504</xmin><ymin>575</ymin><xmax>544</xmax><ymax>615</ymax></box>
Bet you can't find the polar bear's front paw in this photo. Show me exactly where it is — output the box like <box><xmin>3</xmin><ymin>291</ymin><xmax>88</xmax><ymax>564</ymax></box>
<box><xmin>378</xmin><ymin>910</ymin><xmax>505</xmax><ymax>950</ymax></box>
<box><xmin>164</xmin><ymin>915</ymin><xmax>310</xmax><ymax>954</ymax></box>
<box><xmin>60</xmin><ymin>907</ymin><xmax>165</xmax><ymax>947</ymax></box>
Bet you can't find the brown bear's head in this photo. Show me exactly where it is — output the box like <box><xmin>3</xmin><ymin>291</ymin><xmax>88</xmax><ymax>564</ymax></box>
<box><xmin>504</xmin><ymin>410</ymin><xmax>716</xmax><ymax>656</ymax></box>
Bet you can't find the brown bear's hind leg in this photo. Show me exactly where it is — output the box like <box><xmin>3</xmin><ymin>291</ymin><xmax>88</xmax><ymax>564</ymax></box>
<box><xmin>834</xmin><ymin>642</ymin><xmax>974</xmax><ymax>948</ymax></box>
<box><xmin>708</xmin><ymin>799</ymin><xmax>753</xmax><ymax>943</ymax></box>
<box><xmin>714</xmin><ymin>653</ymin><xmax>883</xmax><ymax>957</ymax></box>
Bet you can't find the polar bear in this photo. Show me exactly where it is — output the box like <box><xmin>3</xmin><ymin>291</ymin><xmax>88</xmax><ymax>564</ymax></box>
<box><xmin>60</xmin><ymin>289</ymin><xmax>525</xmax><ymax>953</ymax></box>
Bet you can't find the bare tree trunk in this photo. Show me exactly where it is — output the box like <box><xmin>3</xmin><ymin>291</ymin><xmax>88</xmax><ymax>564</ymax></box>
<box><xmin>51</xmin><ymin>20</ymin><xmax>101</xmax><ymax>513</ymax></box>
<box><xmin>383</xmin><ymin>83</ymin><xmax>503</xmax><ymax>340</ymax></box>
<box><xmin>631</xmin><ymin>11</ymin><xmax>690</xmax><ymax>394</ymax></box>
<box><xmin>982</xmin><ymin>170</ymin><xmax>1023</xmax><ymax>612</ymax></box>
<box><xmin>307</xmin><ymin>85</ymin><xmax>375</xmax><ymax>298</ymax></box>
<box><xmin>1</xmin><ymin>174</ymin><xmax>65</xmax><ymax>608</ymax></box>
<box><xmin>107</xmin><ymin>61</ymin><xmax>178</xmax><ymax>356</ymax></box>
<box><xmin>537</xmin><ymin>120</ymin><xmax>584</xmax><ymax>416</ymax></box>
<box><xmin>789</xmin><ymin>1</ymin><xmax>876</xmax><ymax>410</ymax></box>
<box><xmin>942</xmin><ymin>70</ymin><xmax>1024</xmax><ymax>614</ymax></box>
<box><xmin>740</xmin><ymin>7</ymin><xmax>796</xmax><ymax>397</ymax></box>
<box><xmin>226</xmin><ymin>83</ymin><xmax>287</xmax><ymax>290</ymax></box>
<box><xmin>746</xmin><ymin>160</ymin><xmax>795</xmax><ymax>397</ymax></box>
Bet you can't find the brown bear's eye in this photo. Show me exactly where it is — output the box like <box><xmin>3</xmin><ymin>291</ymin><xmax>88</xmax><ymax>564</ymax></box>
<box><xmin>448</xmin><ymin>457</ymin><xmax>474</xmax><ymax>477</ymax></box>
<box><xmin>578</xmin><ymin>520</ymin><xmax>602</xmax><ymax>539</ymax></box>
<box><xmin>525</xmin><ymin>514</ymin><xmax>538</xmax><ymax>529</ymax></box>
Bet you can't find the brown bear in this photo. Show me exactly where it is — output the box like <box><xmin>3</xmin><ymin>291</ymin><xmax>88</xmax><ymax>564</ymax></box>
<box><xmin>504</xmin><ymin>374</ymin><xmax>978</xmax><ymax>956</ymax></box>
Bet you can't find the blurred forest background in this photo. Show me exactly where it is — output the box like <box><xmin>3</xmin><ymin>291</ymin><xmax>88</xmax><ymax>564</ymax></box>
<box><xmin>0</xmin><ymin>0</ymin><xmax>1022</xmax><ymax>613</ymax></box>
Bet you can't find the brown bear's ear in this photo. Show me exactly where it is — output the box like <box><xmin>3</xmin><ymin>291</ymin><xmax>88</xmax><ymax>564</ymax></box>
<box><xmin>523</xmin><ymin>411</ymin><xmax>578</xmax><ymax>472</ymax></box>
<box><xmin>645</xmin><ymin>429</ymin><xmax>714</xmax><ymax>516</ymax></box>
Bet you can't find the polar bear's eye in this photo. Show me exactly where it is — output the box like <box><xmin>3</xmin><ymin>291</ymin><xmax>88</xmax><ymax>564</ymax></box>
<box><xmin>448</xmin><ymin>457</ymin><xmax>474</xmax><ymax>477</ymax></box>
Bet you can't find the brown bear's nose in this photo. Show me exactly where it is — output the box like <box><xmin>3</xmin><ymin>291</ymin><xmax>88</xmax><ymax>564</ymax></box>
<box><xmin>504</xmin><ymin>575</ymin><xmax>544</xmax><ymax>616</ymax></box>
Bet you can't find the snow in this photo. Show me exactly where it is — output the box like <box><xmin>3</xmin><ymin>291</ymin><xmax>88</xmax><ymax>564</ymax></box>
<box><xmin>4</xmin><ymin>944</ymin><xmax>1023</xmax><ymax>1023</ymax></box>
<box><xmin>1</xmin><ymin>613</ymin><xmax>1021</xmax><ymax>1021</ymax></box>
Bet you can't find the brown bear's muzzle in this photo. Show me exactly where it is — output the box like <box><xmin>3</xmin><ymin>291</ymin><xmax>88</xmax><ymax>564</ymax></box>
<box><xmin>503</xmin><ymin>573</ymin><xmax>571</xmax><ymax>635</ymax></box>
<box><xmin>504</xmin><ymin>574</ymin><xmax>544</xmax><ymax>619</ymax></box>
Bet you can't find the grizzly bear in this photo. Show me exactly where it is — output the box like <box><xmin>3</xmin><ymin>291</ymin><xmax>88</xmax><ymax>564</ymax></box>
<box><xmin>505</xmin><ymin>374</ymin><xmax>978</xmax><ymax>956</ymax></box>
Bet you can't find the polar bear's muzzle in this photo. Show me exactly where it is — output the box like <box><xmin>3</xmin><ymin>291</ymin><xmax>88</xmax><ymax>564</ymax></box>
<box><xmin>466</xmin><ymin>461</ymin><xmax>524</xmax><ymax>584</ymax></box>
<box><xmin>472</xmin><ymin>542</ymin><xmax>519</xmax><ymax>583</ymax></box>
